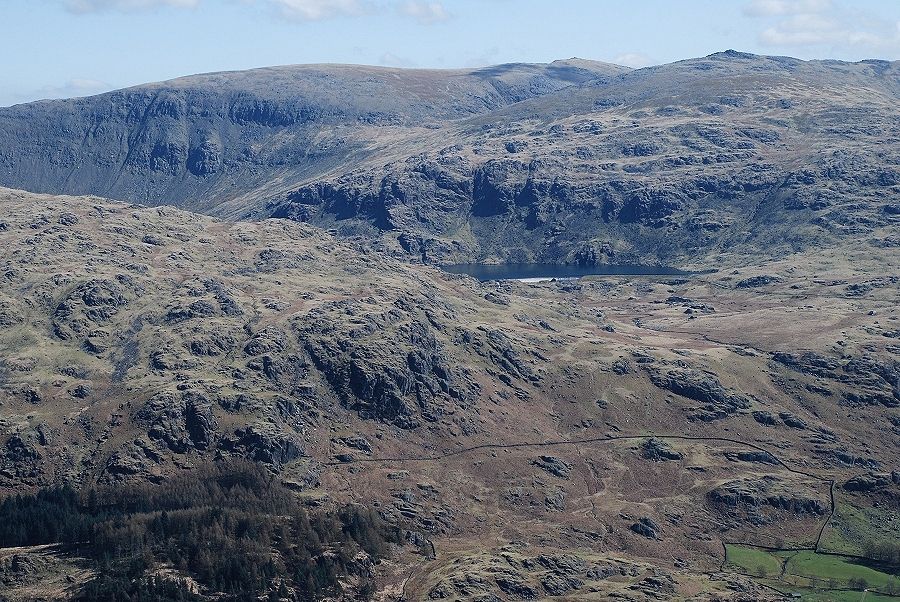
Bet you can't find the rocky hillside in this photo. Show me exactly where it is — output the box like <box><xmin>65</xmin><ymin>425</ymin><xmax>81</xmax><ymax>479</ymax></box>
<box><xmin>264</xmin><ymin>51</ymin><xmax>900</xmax><ymax>265</ymax></box>
<box><xmin>0</xmin><ymin>186</ymin><xmax>558</xmax><ymax>490</ymax></box>
<box><xmin>0</xmin><ymin>52</ymin><xmax>897</xmax><ymax>266</ymax></box>
<box><xmin>0</xmin><ymin>59</ymin><xmax>626</xmax><ymax>216</ymax></box>
<box><xmin>2</xmin><ymin>187</ymin><xmax>898</xmax><ymax>600</ymax></box>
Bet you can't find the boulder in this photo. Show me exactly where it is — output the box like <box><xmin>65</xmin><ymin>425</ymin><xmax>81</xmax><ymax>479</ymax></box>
<box><xmin>752</xmin><ymin>410</ymin><xmax>779</xmax><ymax>426</ymax></box>
<box><xmin>707</xmin><ymin>476</ymin><xmax>826</xmax><ymax>519</ymax></box>
<box><xmin>630</xmin><ymin>517</ymin><xmax>661</xmax><ymax>539</ymax></box>
<box><xmin>736</xmin><ymin>275</ymin><xmax>780</xmax><ymax>288</ymax></box>
<box><xmin>642</xmin><ymin>437</ymin><xmax>683</xmax><ymax>461</ymax></box>
<box><xmin>843</xmin><ymin>473</ymin><xmax>894</xmax><ymax>492</ymax></box>
<box><xmin>533</xmin><ymin>455</ymin><xmax>572</xmax><ymax>478</ymax></box>
<box><xmin>649</xmin><ymin>368</ymin><xmax>750</xmax><ymax>420</ymax></box>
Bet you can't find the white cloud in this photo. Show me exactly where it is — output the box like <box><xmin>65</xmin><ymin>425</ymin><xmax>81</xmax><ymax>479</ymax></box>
<box><xmin>378</xmin><ymin>52</ymin><xmax>417</xmax><ymax>67</ymax></box>
<box><xmin>744</xmin><ymin>0</ymin><xmax>900</xmax><ymax>54</ymax></box>
<box><xmin>399</xmin><ymin>1</ymin><xmax>449</xmax><ymax>24</ymax></box>
<box><xmin>23</xmin><ymin>78</ymin><xmax>113</xmax><ymax>102</ymax></box>
<box><xmin>60</xmin><ymin>0</ymin><xmax>452</xmax><ymax>22</ymax></box>
<box><xmin>264</xmin><ymin>0</ymin><xmax>364</xmax><ymax>20</ymax></box>
<box><xmin>611</xmin><ymin>52</ymin><xmax>655</xmax><ymax>68</ymax></box>
<box><xmin>759</xmin><ymin>17</ymin><xmax>886</xmax><ymax>47</ymax></box>
<box><xmin>63</xmin><ymin>0</ymin><xmax>199</xmax><ymax>13</ymax></box>
<box><xmin>743</xmin><ymin>0</ymin><xmax>831</xmax><ymax>17</ymax></box>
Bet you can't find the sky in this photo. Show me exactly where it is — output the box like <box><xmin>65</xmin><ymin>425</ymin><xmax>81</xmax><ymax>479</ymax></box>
<box><xmin>2</xmin><ymin>0</ymin><xmax>899</xmax><ymax>107</ymax></box>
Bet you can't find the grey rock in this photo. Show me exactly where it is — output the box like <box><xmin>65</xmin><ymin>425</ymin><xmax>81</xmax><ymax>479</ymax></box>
<box><xmin>752</xmin><ymin>410</ymin><xmax>779</xmax><ymax>426</ymax></box>
<box><xmin>736</xmin><ymin>275</ymin><xmax>780</xmax><ymax>288</ymax></box>
<box><xmin>778</xmin><ymin>412</ymin><xmax>808</xmax><ymax>429</ymax></box>
<box><xmin>842</xmin><ymin>473</ymin><xmax>894</xmax><ymax>492</ymax></box>
<box><xmin>725</xmin><ymin>450</ymin><xmax>778</xmax><ymax>464</ymax></box>
<box><xmin>630</xmin><ymin>517</ymin><xmax>661</xmax><ymax>539</ymax></box>
<box><xmin>707</xmin><ymin>476</ymin><xmax>826</xmax><ymax>518</ymax></box>
<box><xmin>69</xmin><ymin>383</ymin><xmax>92</xmax><ymax>398</ymax></box>
<box><xmin>334</xmin><ymin>435</ymin><xmax>372</xmax><ymax>454</ymax></box>
<box><xmin>0</xmin><ymin>553</ymin><xmax>50</xmax><ymax>587</ymax></box>
<box><xmin>649</xmin><ymin>368</ymin><xmax>750</xmax><ymax>420</ymax></box>
<box><xmin>495</xmin><ymin>572</ymin><xmax>538</xmax><ymax>600</ymax></box>
<box><xmin>219</xmin><ymin>425</ymin><xmax>305</xmax><ymax>468</ymax></box>
<box><xmin>533</xmin><ymin>455</ymin><xmax>572</xmax><ymax>478</ymax></box>
<box><xmin>541</xmin><ymin>572</ymin><xmax>583</xmax><ymax>596</ymax></box>
<box><xmin>772</xmin><ymin>351</ymin><xmax>840</xmax><ymax>378</ymax></box>
<box><xmin>641</xmin><ymin>437</ymin><xmax>682</xmax><ymax>461</ymax></box>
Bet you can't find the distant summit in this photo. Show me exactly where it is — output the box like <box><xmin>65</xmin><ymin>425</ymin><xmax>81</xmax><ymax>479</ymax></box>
<box><xmin>0</xmin><ymin>53</ymin><xmax>896</xmax><ymax>265</ymax></box>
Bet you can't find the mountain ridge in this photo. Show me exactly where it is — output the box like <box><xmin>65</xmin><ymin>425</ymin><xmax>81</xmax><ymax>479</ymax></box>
<box><xmin>0</xmin><ymin>50</ymin><xmax>897</xmax><ymax>267</ymax></box>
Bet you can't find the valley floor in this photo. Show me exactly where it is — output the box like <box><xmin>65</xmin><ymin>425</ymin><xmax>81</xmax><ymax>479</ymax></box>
<box><xmin>0</xmin><ymin>189</ymin><xmax>897</xmax><ymax>600</ymax></box>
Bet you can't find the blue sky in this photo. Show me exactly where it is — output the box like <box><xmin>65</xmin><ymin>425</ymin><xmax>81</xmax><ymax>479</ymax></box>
<box><xmin>2</xmin><ymin>0</ymin><xmax>899</xmax><ymax>107</ymax></box>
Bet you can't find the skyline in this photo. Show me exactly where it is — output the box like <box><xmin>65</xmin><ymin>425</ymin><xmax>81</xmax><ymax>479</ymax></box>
<box><xmin>2</xmin><ymin>0</ymin><xmax>899</xmax><ymax>107</ymax></box>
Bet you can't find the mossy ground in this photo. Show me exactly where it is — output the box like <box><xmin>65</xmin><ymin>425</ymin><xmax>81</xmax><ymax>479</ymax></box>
<box><xmin>821</xmin><ymin>498</ymin><xmax>900</xmax><ymax>558</ymax></box>
<box><xmin>727</xmin><ymin>544</ymin><xmax>900</xmax><ymax>599</ymax></box>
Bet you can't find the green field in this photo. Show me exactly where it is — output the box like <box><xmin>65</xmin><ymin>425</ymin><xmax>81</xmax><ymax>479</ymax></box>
<box><xmin>821</xmin><ymin>499</ymin><xmax>900</xmax><ymax>558</ymax></box>
<box><xmin>726</xmin><ymin>544</ymin><xmax>900</xmax><ymax>598</ymax></box>
<box><xmin>725</xmin><ymin>544</ymin><xmax>784</xmax><ymax>578</ymax></box>
<box><xmin>784</xmin><ymin>551</ymin><xmax>898</xmax><ymax>591</ymax></box>
<box><xmin>769</xmin><ymin>584</ymin><xmax>900</xmax><ymax>602</ymax></box>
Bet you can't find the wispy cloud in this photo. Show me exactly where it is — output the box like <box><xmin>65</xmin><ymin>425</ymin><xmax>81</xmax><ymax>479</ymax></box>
<box><xmin>743</xmin><ymin>0</ymin><xmax>831</xmax><ymax>17</ymax></box>
<box><xmin>463</xmin><ymin>46</ymin><xmax>501</xmax><ymax>68</ymax></box>
<box><xmin>398</xmin><ymin>1</ymin><xmax>449</xmax><ymax>24</ymax></box>
<box><xmin>261</xmin><ymin>0</ymin><xmax>451</xmax><ymax>22</ymax></box>
<box><xmin>378</xmin><ymin>52</ymin><xmax>417</xmax><ymax>67</ymax></box>
<box><xmin>611</xmin><ymin>52</ymin><xmax>655</xmax><ymax>68</ymax></box>
<box><xmin>62</xmin><ymin>0</ymin><xmax>199</xmax><ymax>13</ymax></box>
<box><xmin>263</xmin><ymin>0</ymin><xmax>365</xmax><ymax>21</ymax></box>
<box><xmin>62</xmin><ymin>0</ymin><xmax>451</xmax><ymax>22</ymax></box>
<box><xmin>743</xmin><ymin>0</ymin><xmax>900</xmax><ymax>54</ymax></box>
<box><xmin>14</xmin><ymin>79</ymin><xmax>113</xmax><ymax>104</ymax></box>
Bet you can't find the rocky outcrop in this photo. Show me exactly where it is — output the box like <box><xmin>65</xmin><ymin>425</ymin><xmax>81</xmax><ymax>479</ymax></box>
<box><xmin>102</xmin><ymin>439</ymin><xmax>165</xmax><ymax>480</ymax></box>
<box><xmin>0</xmin><ymin>299</ymin><xmax>23</xmax><ymax>327</ymax></box>
<box><xmin>772</xmin><ymin>351</ymin><xmax>840</xmax><ymax>378</ymax></box>
<box><xmin>52</xmin><ymin>277</ymin><xmax>136</xmax><ymax>342</ymax></box>
<box><xmin>218</xmin><ymin>426</ymin><xmax>305</xmax><ymax>468</ymax></box>
<box><xmin>843</xmin><ymin>473</ymin><xmax>897</xmax><ymax>494</ymax></box>
<box><xmin>648</xmin><ymin>368</ymin><xmax>751</xmax><ymax>420</ymax></box>
<box><xmin>0</xmin><ymin>434</ymin><xmax>42</xmax><ymax>481</ymax></box>
<box><xmin>778</xmin><ymin>412</ymin><xmax>808</xmax><ymax>430</ymax></box>
<box><xmin>752</xmin><ymin>410</ymin><xmax>779</xmax><ymax>426</ymax></box>
<box><xmin>707</xmin><ymin>476</ymin><xmax>826</xmax><ymax>522</ymax></box>
<box><xmin>735</xmin><ymin>275</ymin><xmax>780</xmax><ymax>288</ymax></box>
<box><xmin>0</xmin><ymin>553</ymin><xmax>50</xmax><ymax>588</ymax></box>
<box><xmin>642</xmin><ymin>437</ymin><xmax>683</xmax><ymax>461</ymax></box>
<box><xmin>298</xmin><ymin>302</ymin><xmax>475</xmax><ymax>429</ymax></box>
<box><xmin>334</xmin><ymin>435</ymin><xmax>372</xmax><ymax>455</ymax></box>
<box><xmin>3</xmin><ymin>54</ymin><xmax>897</xmax><ymax>267</ymax></box>
<box><xmin>533</xmin><ymin>456</ymin><xmax>572</xmax><ymax>479</ymax></box>
<box><xmin>426</xmin><ymin>551</ymin><xmax>637</xmax><ymax>601</ymax></box>
<box><xmin>135</xmin><ymin>391</ymin><xmax>218</xmax><ymax>453</ymax></box>
<box><xmin>495</xmin><ymin>572</ymin><xmax>539</xmax><ymax>599</ymax></box>
<box><xmin>630</xmin><ymin>517</ymin><xmax>661</xmax><ymax>539</ymax></box>
<box><xmin>458</xmin><ymin>326</ymin><xmax>540</xmax><ymax>386</ymax></box>
<box><xmin>772</xmin><ymin>351</ymin><xmax>899</xmax><ymax>408</ymax></box>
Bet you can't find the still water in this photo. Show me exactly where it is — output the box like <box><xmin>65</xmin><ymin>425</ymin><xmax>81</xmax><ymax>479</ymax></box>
<box><xmin>442</xmin><ymin>263</ymin><xmax>691</xmax><ymax>282</ymax></box>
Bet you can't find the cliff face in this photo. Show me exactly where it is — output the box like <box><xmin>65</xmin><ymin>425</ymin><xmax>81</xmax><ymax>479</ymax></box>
<box><xmin>264</xmin><ymin>53</ymin><xmax>900</xmax><ymax>265</ymax></box>
<box><xmin>0</xmin><ymin>52</ymin><xmax>897</xmax><ymax>267</ymax></box>
<box><xmin>0</xmin><ymin>59</ymin><xmax>626</xmax><ymax>215</ymax></box>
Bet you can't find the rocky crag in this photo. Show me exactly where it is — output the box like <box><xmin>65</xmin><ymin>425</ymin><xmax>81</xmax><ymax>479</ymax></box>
<box><xmin>1</xmin><ymin>52</ymin><xmax>897</xmax><ymax>265</ymax></box>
